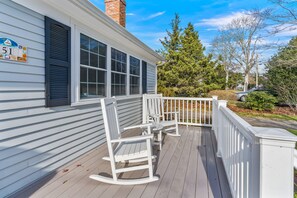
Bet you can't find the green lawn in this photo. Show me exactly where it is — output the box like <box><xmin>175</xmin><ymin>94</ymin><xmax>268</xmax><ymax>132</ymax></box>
<box><xmin>236</xmin><ymin>111</ymin><xmax>297</xmax><ymax>122</ymax></box>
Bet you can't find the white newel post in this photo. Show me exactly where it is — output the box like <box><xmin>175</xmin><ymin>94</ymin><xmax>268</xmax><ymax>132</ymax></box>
<box><xmin>217</xmin><ymin>100</ymin><xmax>227</xmax><ymax>158</ymax></box>
<box><xmin>251</xmin><ymin>127</ymin><xmax>297</xmax><ymax>198</ymax></box>
<box><xmin>211</xmin><ymin>96</ymin><xmax>218</xmax><ymax>132</ymax></box>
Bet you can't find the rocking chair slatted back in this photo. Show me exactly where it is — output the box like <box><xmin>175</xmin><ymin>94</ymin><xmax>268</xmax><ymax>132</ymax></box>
<box><xmin>144</xmin><ymin>94</ymin><xmax>163</xmax><ymax>123</ymax></box>
<box><xmin>101</xmin><ymin>98</ymin><xmax>121</xmax><ymax>142</ymax></box>
<box><xmin>143</xmin><ymin>94</ymin><xmax>180</xmax><ymax>136</ymax></box>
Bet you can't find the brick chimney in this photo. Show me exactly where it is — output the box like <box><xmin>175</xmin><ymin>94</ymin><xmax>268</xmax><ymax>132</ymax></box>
<box><xmin>105</xmin><ymin>0</ymin><xmax>126</xmax><ymax>27</ymax></box>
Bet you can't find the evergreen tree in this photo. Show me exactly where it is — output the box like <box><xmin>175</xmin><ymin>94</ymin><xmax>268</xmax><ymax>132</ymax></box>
<box><xmin>265</xmin><ymin>37</ymin><xmax>297</xmax><ymax>111</ymax></box>
<box><xmin>158</xmin><ymin>14</ymin><xmax>182</xmax><ymax>96</ymax></box>
<box><xmin>158</xmin><ymin>17</ymin><xmax>224</xmax><ymax>97</ymax></box>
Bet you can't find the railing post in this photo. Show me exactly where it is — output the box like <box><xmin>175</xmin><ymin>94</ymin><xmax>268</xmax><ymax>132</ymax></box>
<box><xmin>216</xmin><ymin>100</ymin><xmax>227</xmax><ymax>158</ymax></box>
<box><xmin>250</xmin><ymin>127</ymin><xmax>297</xmax><ymax>198</ymax></box>
<box><xmin>211</xmin><ymin>96</ymin><xmax>218</xmax><ymax>131</ymax></box>
<box><xmin>142</xmin><ymin>94</ymin><xmax>147</xmax><ymax>124</ymax></box>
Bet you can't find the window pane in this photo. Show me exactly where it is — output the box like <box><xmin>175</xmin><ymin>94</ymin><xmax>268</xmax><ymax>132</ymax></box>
<box><xmin>111</xmin><ymin>49</ymin><xmax>116</xmax><ymax>59</ymax></box>
<box><xmin>80</xmin><ymin>83</ymin><xmax>88</xmax><ymax>98</ymax></box>
<box><xmin>97</xmin><ymin>70</ymin><xmax>105</xmax><ymax>83</ymax></box>
<box><xmin>111</xmin><ymin>60</ymin><xmax>115</xmax><ymax>71</ymax></box>
<box><xmin>130</xmin><ymin>56</ymin><xmax>140</xmax><ymax>75</ymax></box>
<box><xmin>121</xmin><ymin>74</ymin><xmax>126</xmax><ymax>84</ymax></box>
<box><xmin>80</xmin><ymin>67</ymin><xmax>87</xmax><ymax>83</ymax></box>
<box><xmin>88</xmin><ymin>69</ymin><xmax>96</xmax><ymax>83</ymax></box>
<box><xmin>90</xmin><ymin>53</ymin><xmax>98</xmax><ymax>67</ymax></box>
<box><xmin>122</xmin><ymin>63</ymin><xmax>126</xmax><ymax>73</ymax></box>
<box><xmin>80</xmin><ymin>50</ymin><xmax>89</xmax><ymax>65</ymax></box>
<box><xmin>80</xmin><ymin>34</ymin><xmax>89</xmax><ymax>50</ymax></box>
<box><xmin>99</xmin><ymin>43</ymin><xmax>107</xmax><ymax>56</ymax></box>
<box><xmin>99</xmin><ymin>56</ymin><xmax>106</xmax><ymax>69</ymax></box>
<box><xmin>115</xmin><ymin>73</ymin><xmax>120</xmax><ymax>84</ymax></box>
<box><xmin>97</xmin><ymin>84</ymin><xmax>105</xmax><ymax>96</ymax></box>
<box><xmin>130</xmin><ymin>76</ymin><xmax>139</xmax><ymax>94</ymax></box>
<box><xmin>90</xmin><ymin>39</ymin><xmax>98</xmax><ymax>53</ymax></box>
<box><xmin>88</xmin><ymin>84</ymin><xmax>97</xmax><ymax>97</ymax></box>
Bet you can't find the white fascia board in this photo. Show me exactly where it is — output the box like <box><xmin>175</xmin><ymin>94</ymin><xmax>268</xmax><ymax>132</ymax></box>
<box><xmin>12</xmin><ymin>0</ymin><xmax>164</xmax><ymax>63</ymax></box>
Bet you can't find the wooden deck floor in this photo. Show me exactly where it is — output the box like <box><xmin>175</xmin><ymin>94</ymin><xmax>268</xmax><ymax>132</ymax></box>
<box><xmin>12</xmin><ymin>126</ymin><xmax>231</xmax><ymax>198</ymax></box>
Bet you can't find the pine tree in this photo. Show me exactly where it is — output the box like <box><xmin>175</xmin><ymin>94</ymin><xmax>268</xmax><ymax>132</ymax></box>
<box><xmin>158</xmin><ymin>17</ymin><xmax>224</xmax><ymax>97</ymax></box>
<box><xmin>158</xmin><ymin>14</ymin><xmax>182</xmax><ymax>96</ymax></box>
<box><xmin>176</xmin><ymin>23</ymin><xmax>223</xmax><ymax>96</ymax></box>
<box><xmin>265</xmin><ymin>37</ymin><xmax>297</xmax><ymax>111</ymax></box>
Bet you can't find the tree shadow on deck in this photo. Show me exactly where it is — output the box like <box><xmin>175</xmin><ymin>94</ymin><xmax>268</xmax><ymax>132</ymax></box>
<box><xmin>197</xmin><ymin>127</ymin><xmax>232</xmax><ymax>198</ymax></box>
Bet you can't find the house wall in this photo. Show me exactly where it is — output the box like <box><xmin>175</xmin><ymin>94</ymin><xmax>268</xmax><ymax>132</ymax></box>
<box><xmin>0</xmin><ymin>1</ymin><xmax>155</xmax><ymax>197</ymax></box>
<box><xmin>147</xmin><ymin>63</ymin><xmax>157</xmax><ymax>94</ymax></box>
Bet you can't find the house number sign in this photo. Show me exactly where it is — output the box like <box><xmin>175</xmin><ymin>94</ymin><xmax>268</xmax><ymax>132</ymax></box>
<box><xmin>0</xmin><ymin>38</ymin><xmax>27</xmax><ymax>62</ymax></box>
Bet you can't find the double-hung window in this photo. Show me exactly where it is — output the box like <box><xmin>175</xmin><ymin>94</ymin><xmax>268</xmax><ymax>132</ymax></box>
<box><xmin>129</xmin><ymin>56</ymin><xmax>140</xmax><ymax>94</ymax></box>
<box><xmin>111</xmin><ymin>48</ymin><xmax>127</xmax><ymax>96</ymax></box>
<box><xmin>80</xmin><ymin>34</ymin><xmax>107</xmax><ymax>99</ymax></box>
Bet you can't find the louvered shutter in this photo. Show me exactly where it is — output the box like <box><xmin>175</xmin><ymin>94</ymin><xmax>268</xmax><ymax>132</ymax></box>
<box><xmin>45</xmin><ymin>17</ymin><xmax>71</xmax><ymax>107</ymax></box>
<box><xmin>142</xmin><ymin>61</ymin><xmax>147</xmax><ymax>94</ymax></box>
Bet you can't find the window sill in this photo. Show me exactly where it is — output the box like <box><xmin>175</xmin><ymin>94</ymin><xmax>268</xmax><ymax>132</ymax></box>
<box><xmin>71</xmin><ymin>95</ymin><xmax>143</xmax><ymax>107</ymax></box>
<box><xmin>71</xmin><ymin>98</ymin><xmax>101</xmax><ymax>107</ymax></box>
<box><xmin>114</xmin><ymin>94</ymin><xmax>143</xmax><ymax>101</ymax></box>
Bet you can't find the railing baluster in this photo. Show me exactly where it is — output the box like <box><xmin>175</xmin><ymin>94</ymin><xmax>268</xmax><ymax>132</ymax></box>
<box><xmin>183</xmin><ymin>100</ymin><xmax>185</xmax><ymax>124</ymax></box>
<box><xmin>203</xmin><ymin>100</ymin><xmax>206</xmax><ymax>124</ymax></box>
<box><xmin>186</xmin><ymin>100</ymin><xmax>188</xmax><ymax>125</ymax></box>
<box><xmin>174</xmin><ymin>99</ymin><xmax>177</xmax><ymax>122</ymax></box>
<box><xmin>199</xmin><ymin>100</ymin><xmax>202</xmax><ymax>124</ymax></box>
<box><xmin>195</xmin><ymin>100</ymin><xmax>198</xmax><ymax>124</ymax></box>
<box><xmin>208</xmin><ymin>100</ymin><xmax>211</xmax><ymax>125</ymax></box>
<box><xmin>191</xmin><ymin>100</ymin><xmax>193</xmax><ymax>124</ymax></box>
<box><xmin>170</xmin><ymin>99</ymin><xmax>172</xmax><ymax>121</ymax></box>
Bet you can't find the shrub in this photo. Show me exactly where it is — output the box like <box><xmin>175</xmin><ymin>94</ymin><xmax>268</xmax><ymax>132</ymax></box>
<box><xmin>243</xmin><ymin>91</ymin><xmax>277</xmax><ymax>111</ymax></box>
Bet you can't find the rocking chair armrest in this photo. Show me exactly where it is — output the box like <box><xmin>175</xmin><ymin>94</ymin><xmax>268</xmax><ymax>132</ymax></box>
<box><xmin>149</xmin><ymin>114</ymin><xmax>160</xmax><ymax>118</ymax></box>
<box><xmin>164</xmin><ymin>111</ymin><xmax>179</xmax><ymax>115</ymax></box>
<box><xmin>110</xmin><ymin>134</ymin><xmax>153</xmax><ymax>143</ymax></box>
<box><xmin>123</xmin><ymin>123</ymin><xmax>152</xmax><ymax>131</ymax></box>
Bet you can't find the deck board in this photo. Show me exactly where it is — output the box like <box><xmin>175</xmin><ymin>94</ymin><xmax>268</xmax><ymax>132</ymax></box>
<box><xmin>11</xmin><ymin>126</ymin><xmax>231</xmax><ymax>198</ymax></box>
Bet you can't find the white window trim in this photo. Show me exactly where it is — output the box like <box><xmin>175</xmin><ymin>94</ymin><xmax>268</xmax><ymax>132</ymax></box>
<box><xmin>71</xmin><ymin>23</ymin><xmax>156</xmax><ymax>106</ymax></box>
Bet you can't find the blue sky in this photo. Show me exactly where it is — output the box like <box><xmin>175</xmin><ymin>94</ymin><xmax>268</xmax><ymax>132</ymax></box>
<box><xmin>90</xmin><ymin>0</ymin><xmax>296</xmax><ymax>65</ymax></box>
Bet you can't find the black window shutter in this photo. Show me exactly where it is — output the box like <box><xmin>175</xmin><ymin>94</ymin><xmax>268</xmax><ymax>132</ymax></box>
<box><xmin>45</xmin><ymin>17</ymin><xmax>71</xmax><ymax>107</ymax></box>
<box><xmin>142</xmin><ymin>61</ymin><xmax>147</xmax><ymax>94</ymax></box>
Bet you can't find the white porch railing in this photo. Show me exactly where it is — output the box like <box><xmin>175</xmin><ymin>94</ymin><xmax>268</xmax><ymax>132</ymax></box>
<box><xmin>143</xmin><ymin>94</ymin><xmax>297</xmax><ymax>198</ymax></box>
<box><xmin>212</xmin><ymin>97</ymin><xmax>297</xmax><ymax>198</ymax></box>
<box><xmin>162</xmin><ymin>97</ymin><xmax>213</xmax><ymax>127</ymax></box>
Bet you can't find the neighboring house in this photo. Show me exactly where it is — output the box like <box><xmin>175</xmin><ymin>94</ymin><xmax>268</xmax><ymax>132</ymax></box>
<box><xmin>0</xmin><ymin>0</ymin><xmax>162</xmax><ymax>196</ymax></box>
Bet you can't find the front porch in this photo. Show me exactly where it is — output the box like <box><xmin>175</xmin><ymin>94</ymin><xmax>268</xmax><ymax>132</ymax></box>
<box><xmin>12</xmin><ymin>126</ymin><xmax>231</xmax><ymax>198</ymax></box>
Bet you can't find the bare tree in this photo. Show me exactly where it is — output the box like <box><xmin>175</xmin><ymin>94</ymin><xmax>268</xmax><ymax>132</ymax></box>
<box><xmin>218</xmin><ymin>14</ymin><xmax>265</xmax><ymax>91</ymax></box>
<box><xmin>211</xmin><ymin>32</ymin><xmax>238</xmax><ymax>90</ymax></box>
<box><xmin>263</xmin><ymin>0</ymin><xmax>297</xmax><ymax>31</ymax></box>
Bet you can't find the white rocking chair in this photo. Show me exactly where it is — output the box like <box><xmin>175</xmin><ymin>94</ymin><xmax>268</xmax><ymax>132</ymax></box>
<box><xmin>89</xmin><ymin>98</ymin><xmax>159</xmax><ymax>185</ymax></box>
<box><xmin>143</xmin><ymin>94</ymin><xmax>180</xmax><ymax>136</ymax></box>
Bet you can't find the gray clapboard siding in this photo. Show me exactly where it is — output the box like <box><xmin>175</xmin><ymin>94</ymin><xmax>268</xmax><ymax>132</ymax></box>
<box><xmin>0</xmin><ymin>1</ymin><xmax>143</xmax><ymax>197</ymax></box>
<box><xmin>147</xmin><ymin>63</ymin><xmax>156</xmax><ymax>94</ymax></box>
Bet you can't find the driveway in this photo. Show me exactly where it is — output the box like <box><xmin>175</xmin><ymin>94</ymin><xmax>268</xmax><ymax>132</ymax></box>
<box><xmin>242</xmin><ymin>117</ymin><xmax>297</xmax><ymax>131</ymax></box>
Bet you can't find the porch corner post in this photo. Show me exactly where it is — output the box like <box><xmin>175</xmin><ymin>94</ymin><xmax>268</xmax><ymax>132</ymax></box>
<box><xmin>211</xmin><ymin>96</ymin><xmax>218</xmax><ymax>131</ymax></box>
<box><xmin>250</xmin><ymin>127</ymin><xmax>297</xmax><ymax>198</ymax></box>
<box><xmin>142</xmin><ymin>94</ymin><xmax>147</xmax><ymax>124</ymax></box>
<box><xmin>216</xmin><ymin>100</ymin><xmax>227</xmax><ymax>158</ymax></box>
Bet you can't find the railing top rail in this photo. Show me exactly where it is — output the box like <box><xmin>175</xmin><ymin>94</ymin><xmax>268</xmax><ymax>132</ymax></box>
<box><xmin>220</xmin><ymin>106</ymin><xmax>297</xmax><ymax>143</ymax></box>
<box><xmin>220</xmin><ymin>106</ymin><xmax>256</xmax><ymax>143</ymax></box>
<box><xmin>162</xmin><ymin>96</ymin><xmax>213</xmax><ymax>101</ymax></box>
